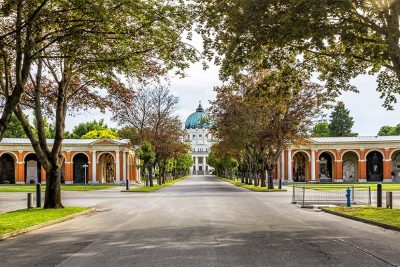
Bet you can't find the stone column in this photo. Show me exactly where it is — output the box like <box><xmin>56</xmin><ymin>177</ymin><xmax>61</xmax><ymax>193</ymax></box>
<box><xmin>287</xmin><ymin>149</ymin><xmax>292</xmax><ymax>181</ymax></box>
<box><xmin>92</xmin><ymin>150</ymin><xmax>97</xmax><ymax>184</ymax></box>
<box><xmin>115</xmin><ymin>150</ymin><xmax>120</xmax><ymax>184</ymax></box>
<box><xmin>311</xmin><ymin>149</ymin><xmax>316</xmax><ymax>181</ymax></box>
<box><xmin>123</xmin><ymin>151</ymin><xmax>127</xmax><ymax>182</ymax></box>
<box><xmin>195</xmin><ymin>156</ymin><xmax>198</xmax><ymax>175</ymax></box>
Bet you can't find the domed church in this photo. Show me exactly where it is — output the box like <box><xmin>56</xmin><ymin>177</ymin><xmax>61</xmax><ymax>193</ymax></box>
<box><xmin>185</xmin><ymin>102</ymin><xmax>214</xmax><ymax>175</ymax></box>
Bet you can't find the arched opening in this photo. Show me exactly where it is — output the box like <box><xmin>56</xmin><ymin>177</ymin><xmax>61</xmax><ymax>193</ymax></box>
<box><xmin>366</xmin><ymin>151</ymin><xmax>383</xmax><ymax>182</ymax></box>
<box><xmin>98</xmin><ymin>153</ymin><xmax>115</xmax><ymax>183</ymax></box>
<box><xmin>318</xmin><ymin>152</ymin><xmax>334</xmax><ymax>182</ymax></box>
<box><xmin>342</xmin><ymin>151</ymin><xmax>359</xmax><ymax>182</ymax></box>
<box><xmin>0</xmin><ymin>153</ymin><xmax>15</xmax><ymax>184</ymax></box>
<box><xmin>73</xmin><ymin>153</ymin><xmax>89</xmax><ymax>184</ymax></box>
<box><xmin>24</xmin><ymin>153</ymin><xmax>41</xmax><ymax>184</ymax></box>
<box><xmin>391</xmin><ymin>150</ymin><xmax>400</xmax><ymax>181</ymax></box>
<box><xmin>293</xmin><ymin>152</ymin><xmax>309</xmax><ymax>182</ymax></box>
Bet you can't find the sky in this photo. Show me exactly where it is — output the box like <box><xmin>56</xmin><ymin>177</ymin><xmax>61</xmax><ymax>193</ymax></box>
<box><xmin>64</xmin><ymin>35</ymin><xmax>400</xmax><ymax>137</ymax></box>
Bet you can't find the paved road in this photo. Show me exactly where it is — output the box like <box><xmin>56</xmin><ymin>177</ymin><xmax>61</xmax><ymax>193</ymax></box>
<box><xmin>1</xmin><ymin>175</ymin><xmax>400</xmax><ymax>267</ymax></box>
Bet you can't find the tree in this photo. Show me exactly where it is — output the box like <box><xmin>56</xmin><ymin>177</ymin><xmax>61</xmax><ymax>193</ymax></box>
<box><xmin>136</xmin><ymin>140</ymin><xmax>156</xmax><ymax>187</ymax></box>
<box><xmin>195</xmin><ymin>1</ymin><xmax>400</xmax><ymax>108</ymax></box>
<box><xmin>329</xmin><ymin>102</ymin><xmax>358</xmax><ymax>137</ymax></box>
<box><xmin>112</xmin><ymin>86</ymin><xmax>189</xmax><ymax>186</ymax></box>
<box><xmin>312</xmin><ymin>122</ymin><xmax>331</xmax><ymax>137</ymax></box>
<box><xmin>210</xmin><ymin>67</ymin><xmax>328</xmax><ymax>188</ymax></box>
<box><xmin>65</xmin><ymin>120</ymin><xmax>110</xmax><ymax>139</ymax></box>
<box><xmin>81</xmin><ymin>129</ymin><xmax>119</xmax><ymax>139</ymax></box>
<box><xmin>11</xmin><ymin>0</ymin><xmax>198</xmax><ymax>208</ymax></box>
<box><xmin>378</xmin><ymin>124</ymin><xmax>400</xmax><ymax>136</ymax></box>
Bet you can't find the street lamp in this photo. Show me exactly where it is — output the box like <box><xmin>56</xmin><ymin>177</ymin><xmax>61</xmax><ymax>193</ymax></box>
<box><xmin>83</xmin><ymin>164</ymin><xmax>89</xmax><ymax>191</ymax></box>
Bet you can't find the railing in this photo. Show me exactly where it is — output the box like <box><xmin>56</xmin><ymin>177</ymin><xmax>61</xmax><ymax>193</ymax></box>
<box><xmin>292</xmin><ymin>183</ymin><xmax>372</xmax><ymax>207</ymax></box>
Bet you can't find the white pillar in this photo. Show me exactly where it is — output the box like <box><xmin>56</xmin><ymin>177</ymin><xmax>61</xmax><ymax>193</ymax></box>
<box><xmin>137</xmin><ymin>158</ymin><xmax>141</xmax><ymax>182</ymax></box>
<box><xmin>195</xmin><ymin>156</ymin><xmax>198</xmax><ymax>175</ymax></box>
<box><xmin>288</xmin><ymin>149</ymin><xmax>292</xmax><ymax>181</ymax></box>
<box><xmin>311</xmin><ymin>149</ymin><xmax>316</xmax><ymax>181</ymax></box>
<box><xmin>281</xmin><ymin>152</ymin><xmax>285</xmax><ymax>181</ymax></box>
<box><xmin>123</xmin><ymin>151</ymin><xmax>127</xmax><ymax>182</ymax></box>
<box><xmin>115</xmin><ymin>150</ymin><xmax>120</xmax><ymax>183</ymax></box>
<box><xmin>92</xmin><ymin>150</ymin><xmax>97</xmax><ymax>184</ymax></box>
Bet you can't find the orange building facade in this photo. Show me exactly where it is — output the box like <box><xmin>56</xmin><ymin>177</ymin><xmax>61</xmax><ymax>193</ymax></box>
<box><xmin>275</xmin><ymin>137</ymin><xmax>400</xmax><ymax>183</ymax></box>
<box><xmin>0</xmin><ymin>138</ymin><xmax>140</xmax><ymax>184</ymax></box>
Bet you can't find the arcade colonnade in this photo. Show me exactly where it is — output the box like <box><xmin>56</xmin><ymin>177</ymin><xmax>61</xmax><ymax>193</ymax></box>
<box><xmin>274</xmin><ymin>137</ymin><xmax>400</xmax><ymax>183</ymax></box>
<box><xmin>0</xmin><ymin>138</ymin><xmax>140</xmax><ymax>184</ymax></box>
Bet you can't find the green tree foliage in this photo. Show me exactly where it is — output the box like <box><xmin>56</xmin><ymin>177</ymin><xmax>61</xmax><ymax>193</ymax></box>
<box><xmin>81</xmin><ymin>129</ymin><xmax>119</xmax><ymax>139</ymax></box>
<box><xmin>65</xmin><ymin>120</ymin><xmax>110</xmax><ymax>139</ymax></box>
<box><xmin>378</xmin><ymin>124</ymin><xmax>400</xmax><ymax>136</ymax></box>
<box><xmin>312</xmin><ymin>122</ymin><xmax>331</xmax><ymax>137</ymax></box>
<box><xmin>195</xmin><ymin>0</ymin><xmax>400</xmax><ymax>108</ymax></box>
<box><xmin>329</xmin><ymin>102</ymin><xmax>358</xmax><ymax>137</ymax></box>
<box><xmin>208</xmin><ymin>150</ymin><xmax>238</xmax><ymax>178</ymax></box>
<box><xmin>3</xmin><ymin>114</ymin><xmax>27</xmax><ymax>138</ymax></box>
<box><xmin>136</xmin><ymin>140</ymin><xmax>156</xmax><ymax>187</ymax></box>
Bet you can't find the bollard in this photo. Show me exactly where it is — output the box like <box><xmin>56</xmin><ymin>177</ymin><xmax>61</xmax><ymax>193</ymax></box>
<box><xmin>126</xmin><ymin>179</ymin><xmax>130</xmax><ymax>191</ymax></box>
<box><xmin>36</xmin><ymin>183</ymin><xmax>41</xmax><ymax>208</ymax></box>
<box><xmin>377</xmin><ymin>183</ymin><xmax>382</xmax><ymax>207</ymax></box>
<box><xmin>346</xmin><ymin>188</ymin><xmax>351</xmax><ymax>207</ymax></box>
<box><xmin>278</xmin><ymin>178</ymin><xmax>282</xmax><ymax>189</ymax></box>
<box><xmin>386</xmin><ymin>191</ymin><xmax>393</xmax><ymax>209</ymax></box>
<box><xmin>27</xmin><ymin>193</ymin><xmax>33</xmax><ymax>209</ymax></box>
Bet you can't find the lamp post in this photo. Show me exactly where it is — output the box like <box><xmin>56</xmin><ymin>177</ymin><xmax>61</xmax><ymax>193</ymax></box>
<box><xmin>83</xmin><ymin>164</ymin><xmax>89</xmax><ymax>191</ymax></box>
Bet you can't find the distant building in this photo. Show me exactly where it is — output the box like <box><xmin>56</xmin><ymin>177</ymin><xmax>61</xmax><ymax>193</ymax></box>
<box><xmin>0</xmin><ymin>138</ymin><xmax>139</xmax><ymax>184</ymax></box>
<box><xmin>185</xmin><ymin>103</ymin><xmax>214</xmax><ymax>175</ymax></box>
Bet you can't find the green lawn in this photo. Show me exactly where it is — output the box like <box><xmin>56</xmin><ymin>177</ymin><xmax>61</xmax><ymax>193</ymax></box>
<box><xmin>129</xmin><ymin>176</ymin><xmax>188</xmax><ymax>192</ymax></box>
<box><xmin>0</xmin><ymin>185</ymin><xmax>120</xmax><ymax>192</ymax></box>
<box><xmin>0</xmin><ymin>207</ymin><xmax>89</xmax><ymax>235</ymax></box>
<box><xmin>221</xmin><ymin>178</ymin><xmax>286</xmax><ymax>192</ymax></box>
<box><xmin>326</xmin><ymin>206</ymin><xmax>400</xmax><ymax>228</ymax></box>
<box><xmin>297</xmin><ymin>183</ymin><xmax>400</xmax><ymax>191</ymax></box>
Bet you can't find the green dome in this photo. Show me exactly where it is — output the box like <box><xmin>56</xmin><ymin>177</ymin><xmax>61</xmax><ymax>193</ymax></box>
<box><xmin>185</xmin><ymin>103</ymin><xmax>210</xmax><ymax>129</ymax></box>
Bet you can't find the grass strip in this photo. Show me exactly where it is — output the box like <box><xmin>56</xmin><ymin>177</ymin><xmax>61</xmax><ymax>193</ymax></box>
<box><xmin>325</xmin><ymin>206</ymin><xmax>400</xmax><ymax>228</ymax></box>
<box><xmin>0</xmin><ymin>185</ymin><xmax>120</xmax><ymax>192</ymax></box>
<box><xmin>129</xmin><ymin>176</ymin><xmax>188</xmax><ymax>192</ymax></box>
<box><xmin>220</xmin><ymin>177</ymin><xmax>286</xmax><ymax>192</ymax></box>
<box><xmin>0</xmin><ymin>207</ymin><xmax>89</xmax><ymax>235</ymax></box>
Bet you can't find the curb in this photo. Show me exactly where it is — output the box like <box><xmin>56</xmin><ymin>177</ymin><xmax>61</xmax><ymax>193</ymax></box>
<box><xmin>220</xmin><ymin>178</ymin><xmax>287</xmax><ymax>192</ymax></box>
<box><xmin>0</xmin><ymin>208</ymin><xmax>96</xmax><ymax>241</ymax></box>
<box><xmin>321</xmin><ymin>208</ymin><xmax>400</xmax><ymax>232</ymax></box>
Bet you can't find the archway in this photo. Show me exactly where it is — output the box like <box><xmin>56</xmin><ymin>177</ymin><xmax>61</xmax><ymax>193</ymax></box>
<box><xmin>73</xmin><ymin>153</ymin><xmax>89</xmax><ymax>184</ymax></box>
<box><xmin>0</xmin><ymin>154</ymin><xmax>15</xmax><ymax>184</ymax></box>
<box><xmin>98</xmin><ymin>153</ymin><xmax>115</xmax><ymax>183</ymax></box>
<box><xmin>366</xmin><ymin>151</ymin><xmax>383</xmax><ymax>182</ymax></box>
<box><xmin>342</xmin><ymin>151</ymin><xmax>359</xmax><ymax>182</ymax></box>
<box><xmin>293</xmin><ymin>152</ymin><xmax>309</xmax><ymax>182</ymax></box>
<box><xmin>24</xmin><ymin>154</ymin><xmax>41</xmax><ymax>184</ymax></box>
<box><xmin>318</xmin><ymin>152</ymin><xmax>334</xmax><ymax>182</ymax></box>
<box><xmin>391</xmin><ymin>151</ymin><xmax>400</xmax><ymax>181</ymax></box>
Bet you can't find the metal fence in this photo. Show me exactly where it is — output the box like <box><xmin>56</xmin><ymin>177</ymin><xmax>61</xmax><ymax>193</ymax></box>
<box><xmin>292</xmin><ymin>183</ymin><xmax>372</xmax><ymax>207</ymax></box>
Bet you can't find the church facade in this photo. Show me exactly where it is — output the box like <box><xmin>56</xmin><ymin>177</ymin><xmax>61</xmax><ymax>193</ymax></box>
<box><xmin>0</xmin><ymin>138</ymin><xmax>139</xmax><ymax>184</ymax></box>
<box><xmin>276</xmin><ymin>136</ymin><xmax>400</xmax><ymax>183</ymax></box>
<box><xmin>185</xmin><ymin>103</ymin><xmax>214</xmax><ymax>175</ymax></box>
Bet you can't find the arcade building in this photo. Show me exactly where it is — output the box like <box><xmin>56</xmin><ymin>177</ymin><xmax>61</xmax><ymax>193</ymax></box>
<box><xmin>0</xmin><ymin>138</ymin><xmax>139</xmax><ymax>184</ymax></box>
<box><xmin>277</xmin><ymin>136</ymin><xmax>400</xmax><ymax>183</ymax></box>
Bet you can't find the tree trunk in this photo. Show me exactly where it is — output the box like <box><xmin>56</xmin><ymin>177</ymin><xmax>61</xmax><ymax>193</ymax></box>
<box><xmin>44</xmin><ymin>166</ymin><xmax>64</xmax><ymax>209</ymax></box>
<box><xmin>267</xmin><ymin>167</ymin><xmax>274</xmax><ymax>189</ymax></box>
<box><xmin>148</xmin><ymin>166</ymin><xmax>153</xmax><ymax>187</ymax></box>
<box><xmin>260</xmin><ymin>168</ymin><xmax>267</xmax><ymax>187</ymax></box>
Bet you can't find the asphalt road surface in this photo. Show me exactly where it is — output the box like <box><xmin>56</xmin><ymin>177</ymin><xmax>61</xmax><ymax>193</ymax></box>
<box><xmin>1</xmin><ymin>175</ymin><xmax>400</xmax><ymax>267</ymax></box>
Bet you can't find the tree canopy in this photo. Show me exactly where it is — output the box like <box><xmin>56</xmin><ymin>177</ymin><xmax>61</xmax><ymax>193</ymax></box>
<box><xmin>312</xmin><ymin>122</ymin><xmax>331</xmax><ymax>137</ymax></box>
<box><xmin>195</xmin><ymin>0</ymin><xmax>400</xmax><ymax>108</ymax></box>
<box><xmin>329</xmin><ymin>102</ymin><xmax>358</xmax><ymax>137</ymax></box>
<box><xmin>378</xmin><ymin>124</ymin><xmax>400</xmax><ymax>136</ymax></box>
